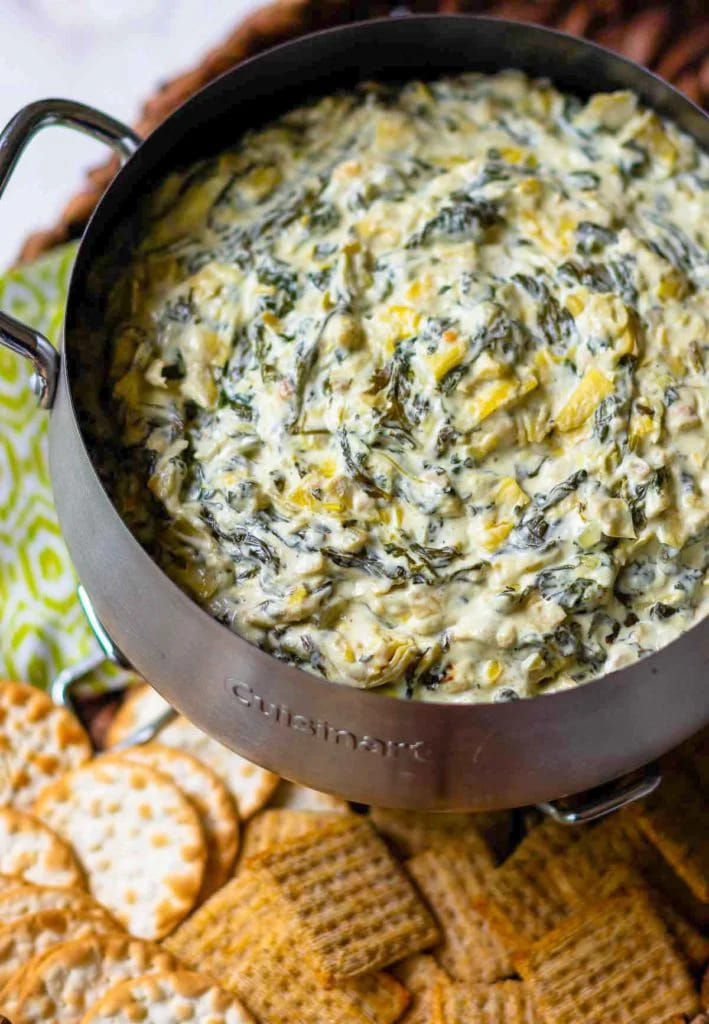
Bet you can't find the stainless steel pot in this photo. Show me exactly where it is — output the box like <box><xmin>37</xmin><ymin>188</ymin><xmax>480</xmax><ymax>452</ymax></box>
<box><xmin>1</xmin><ymin>15</ymin><xmax>707</xmax><ymax>812</ymax></box>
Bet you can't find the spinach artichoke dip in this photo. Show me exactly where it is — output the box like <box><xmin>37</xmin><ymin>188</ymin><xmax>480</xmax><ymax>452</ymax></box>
<box><xmin>104</xmin><ymin>72</ymin><xmax>709</xmax><ymax>703</ymax></box>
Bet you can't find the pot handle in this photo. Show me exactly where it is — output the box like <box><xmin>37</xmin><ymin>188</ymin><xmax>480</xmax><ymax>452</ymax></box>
<box><xmin>537</xmin><ymin>765</ymin><xmax>661</xmax><ymax>824</ymax></box>
<box><xmin>0</xmin><ymin>99</ymin><xmax>141</xmax><ymax>408</ymax></box>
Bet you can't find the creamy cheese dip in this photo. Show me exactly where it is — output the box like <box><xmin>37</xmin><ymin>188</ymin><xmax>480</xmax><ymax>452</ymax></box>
<box><xmin>102</xmin><ymin>72</ymin><xmax>709</xmax><ymax>702</ymax></box>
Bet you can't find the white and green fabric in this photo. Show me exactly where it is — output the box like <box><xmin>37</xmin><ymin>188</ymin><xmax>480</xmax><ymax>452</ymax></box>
<box><xmin>0</xmin><ymin>244</ymin><xmax>129</xmax><ymax>690</ymax></box>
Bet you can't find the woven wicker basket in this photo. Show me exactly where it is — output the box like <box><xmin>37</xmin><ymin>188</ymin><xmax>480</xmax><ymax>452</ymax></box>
<box><xmin>17</xmin><ymin>0</ymin><xmax>709</xmax><ymax>264</ymax></box>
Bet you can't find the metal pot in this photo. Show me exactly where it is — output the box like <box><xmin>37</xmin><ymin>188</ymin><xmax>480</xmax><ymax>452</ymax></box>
<box><xmin>1</xmin><ymin>15</ymin><xmax>707</xmax><ymax>812</ymax></box>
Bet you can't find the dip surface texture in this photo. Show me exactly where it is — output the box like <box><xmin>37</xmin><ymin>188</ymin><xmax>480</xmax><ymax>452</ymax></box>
<box><xmin>103</xmin><ymin>72</ymin><xmax>709</xmax><ymax>702</ymax></box>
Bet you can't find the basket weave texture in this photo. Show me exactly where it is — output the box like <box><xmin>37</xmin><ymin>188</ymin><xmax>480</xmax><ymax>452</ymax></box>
<box><xmin>17</xmin><ymin>0</ymin><xmax>709</xmax><ymax>264</ymax></box>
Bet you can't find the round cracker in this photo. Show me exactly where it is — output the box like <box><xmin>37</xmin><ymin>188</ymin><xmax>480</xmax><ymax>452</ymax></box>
<box><xmin>120</xmin><ymin>743</ymin><xmax>238</xmax><ymax>899</ymax></box>
<box><xmin>13</xmin><ymin>932</ymin><xmax>179</xmax><ymax>1024</ymax></box>
<box><xmin>161</xmin><ymin>717</ymin><xmax>278</xmax><ymax>819</ymax></box>
<box><xmin>0</xmin><ymin>883</ymin><xmax>119</xmax><ymax>930</ymax></box>
<box><xmin>271</xmin><ymin>781</ymin><xmax>350</xmax><ymax>812</ymax></box>
<box><xmin>0</xmin><ymin>908</ymin><xmax>109</xmax><ymax>995</ymax></box>
<box><xmin>107</xmin><ymin>686</ymin><xmax>279</xmax><ymax>818</ymax></box>
<box><xmin>0</xmin><ymin>680</ymin><xmax>92</xmax><ymax>810</ymax></box>
<box><xmin>80</xmin><ymin>970</ymin><xmax>255</xmax><ymax>1023</ymax></box>
<box><xmin>0</xmin><ymin>807</ymin><xmax>85</xmax><ymax>889</ymax></box>
<box><xmin>104</xmin><ymin>684</ymin><xmax>170</xmax><ymax>749</ymax></box>
<box><xmin>34</xmin><ymin>755</ymin><xmax>206</xmax><ymax>939</ymax></box>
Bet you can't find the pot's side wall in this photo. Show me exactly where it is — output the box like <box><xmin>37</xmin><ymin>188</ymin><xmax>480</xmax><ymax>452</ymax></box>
<box><xmin>50</xmin><ymin>16</ymin><xmax>709</xmax><ymax>809</ymax></box>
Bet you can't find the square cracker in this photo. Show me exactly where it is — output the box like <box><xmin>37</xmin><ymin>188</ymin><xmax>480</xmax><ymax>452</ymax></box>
<box><xmin>393</xmin><ymin>956</ymin><xmax>449</xmax><ymax>1024</ymax></box>
<box><xmin>478</xmin><ymin>820</ymin><xmax>580</xmax><ymax>951</ymax></box>
<box><xmin>369</xmin><ymin>808</ymin><xmax>514</xmax><ymax>863</ymax></box>
<box><xmin>546</xmin><ymin>809</ymin><xmax>661</xmax><ymax>905</ymax></box>
<box><xmin>442</xmin><ymin>980</ymin><xmax>539</xmax><ymax>1023</ymax></box>
<box><xmin>516</xmin><ymin>890</ymin><xmax>700</xmax><ymax>1024</ymax></box>
<box><xmin>240</xmin><ymin>809</ymin><xmax>349</xmax><ymax>863</ymax></box>
<box><xmin>406</xmin><ymin>840</ymin><xmax>512</xmax><ymax>983</ymax></box>
<box><xmin>636</xmin><ymin>770</ymin><xmax>709</xmax><ymax>903</ymax></box>
<box><xmin>569</xmin><ymin>862</ymin><xmax>709</xmax><ymax>972</ymax></box>
<box><xmin>251</xmin><ymin>816</ymin><xmax>439</xmax><ymax>978</ymax></box>
<box><xmin>165</xmin><ymin>867</ymin><xmax>409</xmax><ymax>1024</ymax></box>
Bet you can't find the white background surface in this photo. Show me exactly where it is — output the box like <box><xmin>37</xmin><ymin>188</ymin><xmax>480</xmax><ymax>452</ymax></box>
<box><xmin>0</xmin><ymin>0</ymin><xmax>263</xmax><ymax>270</ymax></box>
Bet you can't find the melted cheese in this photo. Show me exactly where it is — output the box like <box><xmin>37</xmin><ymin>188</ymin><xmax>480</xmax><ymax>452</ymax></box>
<box><xmin>100</xmin><ymin>72</ymin><xmax>709</xmax><ymax>703</ymax></box>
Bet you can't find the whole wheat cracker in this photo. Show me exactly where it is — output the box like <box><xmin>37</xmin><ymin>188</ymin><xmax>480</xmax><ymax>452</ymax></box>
<box><xmin>34</xmin><ymin>753</ymin><xmax>206</xmax><ymax>939</ymax></box>
<box><xmin>0</xmin><ymin>807</ymin><xmax>85</xmax><ymax>890</ymax></box>
<box><xmin>119</xmin><ymin>742</ymin><xmax>239</xmax><ymax>899</ymax></box>
<box><xmin>166</xmin><ymin>866</ymin><xmax>409</xmax><ymax>1024</ymax></box>
<box><xmin>393</xmin><ymin>955</ymin><xmax>450</xmax><ymax>1024</ymax></box>
<box><xmin>269</xmin><ymin>780</ymin><xmax>350</xmax><ymax>812</ymax></box>
<box><xmin>0</xmin><ymin>883</ymin><xmax>119</xmax><ymax>932</ymax></box>
<box><xmin>442</xmin><ymin>980</ymin><xmax>540</xmax><ymax>1023</ymax></box>
<box><xmin>516</xmin><ymin>890</ymin><xmax>700</xmax><ymax>1024</ymax></box>
<box><xmin>477</xmin><ymin>819</ymin><xmax>581</xmax><ymax>952</ymax></box>
<box><xmin>0</xmin><ymin>680</ymin><xmax>92</xmax><ymax>811</ymax></box>
<box><xmin>12</xmin><ymin>932</ymin><xmax>180</xmax><ymax>1024</ymax></box>
<box><xmin>0</xmin><ymin>908</ymin><xmax>110</xmax><ymax>998</ymax></box>
<box><xmin>406</xmin><ymin>839</ymin><xmax>513</xmax><ymax>984</ymax></box>
<box><xmin>369</xmin><ymin>807</ymin><xmax>514</xmax><ymax>863</ymax></box>
<box><xmin>567</xmin><ymin>863</ymin><xmax>709</xmax><ymax>972</ymax></box>
<box><xmin>251</xmin><ymin>815</ymin><xmax>439</xmax><ymax>979</ymax></box>
<box><xmin>107</xmin><ymin>686</ymin><xmax>279</xmax><ymax>818</ymax></box>
<box><xmin>636</xmin><ymin>770</ymin><xmax>709</xmax><ymax>903</ymax></box>
<box><xmin>546</xmin><ymin>808</ymin><xmax>663</xmax><ymax>906</ymax></box>
<box><xmin>240</xmin><ymin>808</ymin><xmax>350</xmax><ymax>863</ymax></box>
<box><xmin>79</xmin><ymin>970</ymin><xmax>255</xmax><ymax>1023</ymax></box>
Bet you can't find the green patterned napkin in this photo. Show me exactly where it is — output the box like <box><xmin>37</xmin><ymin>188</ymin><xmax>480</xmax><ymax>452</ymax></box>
<box><xmin>0</xmin><ymin>244</ymin><xmax>129</xmax><ymax>691</ymax></box>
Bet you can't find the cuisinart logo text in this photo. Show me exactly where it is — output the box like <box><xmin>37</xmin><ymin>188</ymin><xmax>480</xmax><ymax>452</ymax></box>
<box><xmin>228</xmin><ymin>680</ymin><xmax>432</xmax><ymax>762</ymax></box>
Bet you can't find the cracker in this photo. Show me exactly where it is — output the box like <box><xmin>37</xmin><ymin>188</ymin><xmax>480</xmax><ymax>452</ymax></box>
<box><xmin>12</xmin><ymin>931</ymin><xmax>179</xmax><ymax>1024</ymax></box>
<box><xmin>655</xmin><ymin>893</ymin><xmax>709</xmax><ymax>973</ymax></box>
<box><xmin>166</xmin><ymin>867</ymin><xmax>409</xmax><ymax>1024</ymax></box>
<box><xmin>0</xmin><ymin>680</ymin><xmax>92</xmax><ymax>811</ymax></box>
<box><xmin>252</xmin><ymin>816</ymin><xmax>439</xmax><ymax>978</ymax></box>
<box><xmin>565</xmin><ymin>860</ymin><xmax>709</xmax><ymax>973</ymax></box>
<box><xmin>479</xmin><ymin>820</ymin><xmax>579</xmax><ymax>951</ymax></box>
<box><xmin>0</xmin><ymin>807</ymin><xmax>84</xmax><ymax>889</ymax></box>
<box><xmin>107</xmin><ymin>686</ymin><xmax>279</xmax><ymax>819</ymax></box>
<box><xmin>407</xmin><ymin>840</ymin><xmax>512</xmax><ymax>983</ymax></box>
<box><xmin>370</xmin><ymin>808</ymin><xmax>513</xmax><ymax>863</ymax></box>
<box><xmin>34</xmin><ymin>753</ymin><xmax>206</xmax><ymax>939</ymax></box>
<box><xmin>270</xmin><ymin>780</ymin><xmax>350</xmax><ymax>812</ymax></box>
<box><xmin>636</xmin><ymin>770</ymin><xmax>709</xmax><ymax>903</ymax></box>
<box><xmin>0</xmin><ymin>908</ymin><xmax>108</xmax><ymax>996</ymax></box>
<box><xmin>442</xmin><ymin>980</ymin><xmax>539</xmax><ymax>1023</ymax></box>
<box><xmin>0</xmin><ymin>883</ymin><xmax>119</xmax><ymax>931</ymax></box>
<box><xmin>157</xmin><ymin>717</ymin><xmax>280</xmax><ymax>820</ymax></box>
<box><xmin>393</xmin><ymin>955</ymin><xmax>449</xmax><ymax>1024</ymax></box>
<box><xmin>119</xmin><ymin>743</ymin><xmax>238</xmax><ymax>899</ymax></box>
<box><xmin>240</xmin><ymin>808</ymin><xmax>350</xmax><ymax>862</ymax></box>
<box><xmin>546</xmin><ymin>808</ymin><xmax>660</xmax><ymax>905</ymax></box>
<box><xmin>79</xmin><ymin>970</ymin><xmax>255</xmax><ymax>1023</ymax></box>
<box><xmin>104</xmin><ymin>684</ymin><xmax>170</xmax><ymax>748</ymax></box>
<box><xmin>516</xmin><ymin>890</ymin><xmax>700</xmax><ymax>1024</ymax></box>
